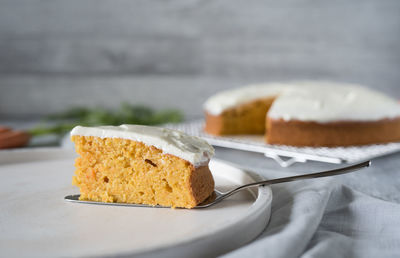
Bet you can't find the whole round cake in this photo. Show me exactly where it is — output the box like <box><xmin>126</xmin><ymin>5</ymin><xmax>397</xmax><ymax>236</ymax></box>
<box><xmin>204</xmin><ymin>82</ymin><xmax>400</xmax><ymax>147</ymax></box>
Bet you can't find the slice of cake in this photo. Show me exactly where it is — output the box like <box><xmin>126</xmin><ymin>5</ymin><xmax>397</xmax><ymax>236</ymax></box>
<box><xmin>71</xmin><ymin>125</ymin><xmax>215</xmax><ymax>208</ymax></box>
<box><xmin>204</xmin><ymin>82</ymin><xmax>400</xmax><ymax>146</ymax></box>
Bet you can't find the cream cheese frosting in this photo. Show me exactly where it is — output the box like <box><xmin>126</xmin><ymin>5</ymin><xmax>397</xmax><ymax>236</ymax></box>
<box><xmin>71</xmin><ymin>125</ymin><xmax>214</xmax><ymax>167</ymax></box>
<box><xmin>204</xmin><ymin>81</ymin><xmax>400</xmax><ymax>122</ymax></box>
<box><xmin>203</xmin><ymin>83</ymin><xmax>286</xmax><ymax>115</ymax></box>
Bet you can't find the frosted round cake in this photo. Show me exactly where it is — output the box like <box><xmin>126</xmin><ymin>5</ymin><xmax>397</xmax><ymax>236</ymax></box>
<box><xmin>204</xmin><ymin>82</ymin><xmax>400</xmax><ymax>146</ymax></box>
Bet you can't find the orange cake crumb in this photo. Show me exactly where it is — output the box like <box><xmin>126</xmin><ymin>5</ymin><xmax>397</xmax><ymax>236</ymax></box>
<box><xmin>71</xmin><ymin>132</ymin><xmax>215</xmax><ymax>209</ymax></box>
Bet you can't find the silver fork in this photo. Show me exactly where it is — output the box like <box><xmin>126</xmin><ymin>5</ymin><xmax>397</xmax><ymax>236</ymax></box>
<box><xmin>65</xmin><ymin>160</ymin><xmax>370</xmax><ymax>209</ymax></box>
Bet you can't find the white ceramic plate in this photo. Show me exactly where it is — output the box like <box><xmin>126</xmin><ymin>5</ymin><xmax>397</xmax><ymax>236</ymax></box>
<box><xmin>0</xmin><ymin>148</ymin><xmax>272</xmax><ymax>258</ymax></box>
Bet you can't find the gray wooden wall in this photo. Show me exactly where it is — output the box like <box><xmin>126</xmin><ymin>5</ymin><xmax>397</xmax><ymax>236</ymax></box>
<box><xmin>1</xmin><ymin>0</ymin><xmax>399</xmax><ymax>119</ymax></box>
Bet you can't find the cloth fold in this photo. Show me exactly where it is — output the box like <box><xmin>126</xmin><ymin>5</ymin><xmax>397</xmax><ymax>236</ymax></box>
<box><xmin>303</xmin><ymin>185</ymin><xmax>400</xmax><ymax>258</ymax></box>
<box><xmin>223</xmin><ymin>177</ymin><xmax>400</xmax><ymax>258</ymax></box>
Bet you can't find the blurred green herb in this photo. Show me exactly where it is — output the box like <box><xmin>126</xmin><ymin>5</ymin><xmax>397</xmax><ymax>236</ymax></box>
<box><xmin>29</xmin><ymin>103</ymin><xmax>183</xmax><ymax>136</ymax></box>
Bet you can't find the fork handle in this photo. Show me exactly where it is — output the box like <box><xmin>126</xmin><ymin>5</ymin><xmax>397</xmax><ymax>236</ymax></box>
<box><xmin>256</xmin><ymin>160</ymin><xmax>370</xmax><ymax>187</ymax></box>
<box><xmin>223</xmin><ymin>160</ymin><xmax>371</xmax><ymax>198</ymax></box>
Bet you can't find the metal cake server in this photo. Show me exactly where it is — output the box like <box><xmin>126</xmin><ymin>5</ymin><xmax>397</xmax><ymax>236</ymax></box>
<box><xmin>65</xmin><ymin>160</ymin><xmax>371</xmax><ymax>209</ymax></box>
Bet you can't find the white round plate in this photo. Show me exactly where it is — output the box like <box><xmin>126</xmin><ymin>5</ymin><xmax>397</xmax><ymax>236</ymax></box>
<box><xmin>0</xmin><ymin>148</ymin><xmax>272</xmax><ymax>258</ymax></box>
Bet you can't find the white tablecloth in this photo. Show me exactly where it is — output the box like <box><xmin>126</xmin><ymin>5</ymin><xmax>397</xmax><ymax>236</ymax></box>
<box><xmin>217</xmin><ymin>149</ymin><xmax>400</xmax><ymax>258</ymax></box>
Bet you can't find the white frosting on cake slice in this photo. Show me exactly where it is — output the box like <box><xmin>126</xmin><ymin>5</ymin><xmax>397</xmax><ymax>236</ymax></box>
<box><xmin>204</xmin><ymin>81</ymin><xmax>400</xmax><ymax>122</ymax></box>
<box><xmin>71</xmin><ymin>125</ymin><xmax>214</xmax><ymax>167</ymax></box>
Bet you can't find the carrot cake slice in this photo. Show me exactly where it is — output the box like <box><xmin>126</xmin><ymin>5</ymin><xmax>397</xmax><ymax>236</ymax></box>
<box><xmin>71</xmin><ymin>125</ymin><xmax>215</xmax><ymax>208</ymax></box>
<box><xmin>204</xmin><ymin>82</ymin><xmax>400</xmax><ymax>146</ymax></box>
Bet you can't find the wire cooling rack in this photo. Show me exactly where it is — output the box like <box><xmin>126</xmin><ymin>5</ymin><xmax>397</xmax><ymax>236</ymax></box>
<box><xmin>165</xmin><ymin>120</ymin><xmax>400</xmax><ymax>167</ymax></box>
